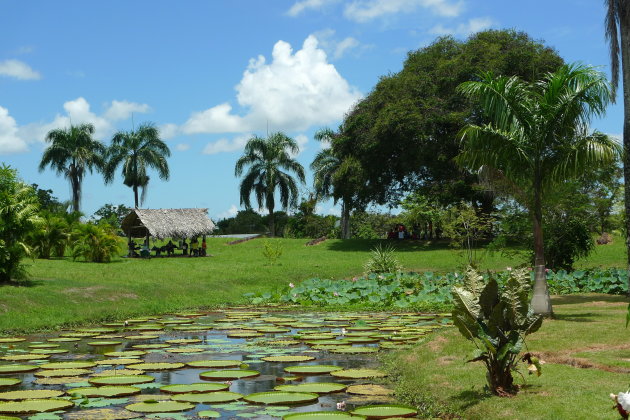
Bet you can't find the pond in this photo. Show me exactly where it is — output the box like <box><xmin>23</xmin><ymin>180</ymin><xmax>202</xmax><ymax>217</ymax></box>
<box><xmin>0</xmin><ymin>309</ymin><xmax>449</xmax><ymax>419</ymax></box>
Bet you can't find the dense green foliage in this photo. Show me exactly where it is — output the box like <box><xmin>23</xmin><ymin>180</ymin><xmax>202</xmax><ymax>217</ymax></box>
<box><xmin>452</xmin><ymin>267</ymin><xmax>542</xmax><ymax>395</ymax></box>
<box><xmin>70</xmin><ymin>223</ymin><xmax>124</xmax><ymax>263</ymax></box>
<box><xmin>0</xmin><ymin>165</ymin><xmax>40</xmax><ymax>282</ymax></box>
<box><xmin>27</xmin><ymin>212</ymin><xmax>69</xmax><ymax>259</ymax></box>
<box><xmin>235</xmin><ymin>132</ymin><xmax>306</xmax><ymax>236</ymax></box>
<box><xmin>90</xmin><ymin>203</ymin><xmax>132</xmax><ymax>229</ymax></box>
<box><xmin>363</xmin><ymin>244</ymin><xmax>403</xmax><ymax>275</ymax></box>
<box><xmin>105</xmin><ymin>122</ymin><xmax>170</xmax><ymax>208</ymax></box>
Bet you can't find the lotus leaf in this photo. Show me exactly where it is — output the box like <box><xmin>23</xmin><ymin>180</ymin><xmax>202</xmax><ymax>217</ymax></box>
<box><xmin>244</xmin><ymin>391</ymin><xmax>319</xmax><ymax>405</ymax></box>
<box><xmin>0</xmin><ymin>390</ymin><xmax>64</xmax><ymax>400</ymax></box>
<box><xmin>40</xmin><ymin>361</ymin><xmax>96</xmax><ymax>370</ymax></box>
<box><xmin>0</xmin><ymin>379</ymin><xmax>20</xmax><ymax>388</ymax></box>
<box><xmin>283</xmin><ymin>365</ymin><xmax>343</xmax><ymax>375</ymax></box>
<box><xmin>186</xmin><ymin>360</ymin><xmax>242</xmax><ymax>369</ymax></box>
<box><xmin>350</xmin><ymin>404</ymin><xmax>417</xmax><ymax>419</ymax></box>
<box><xmin>171</xmin><ymin>391</ymin><xmax>243</xmax><ymax>403</ymax></box>
<box><xmin>0</xmin><ymin>365</ymin><xmax>38</xmax><ymax>374</ymax></box>
<box><xmin>261</xmin><ymin>355</ymin><xmax>315</xmax><ymax>362</ymax></box>
<box><xmin>199</xmin><ymin>369</ymin><xmax>260</xmax><ymax>380</ymax></box>
<box><xmin>283</xmin><ymin>412</ymin><xmax>366</xmax><ymax>420</ymax></box>
<box><xmin>89</xmin><ymin>375</ymin><xmax>155</xmax><ymax>386</ymax></box>
<box><xmin>125</xmin><ymin>400</ymin><xmax>193</xmax><ymax>413</ymax></box>
<box><xmin>160</xmin><ymin>382</ymin><xmax>229</xmax><ymax>394</ymax></box>
<box><xmin>126</xmin><ymin>362</ymin><xmax>184</xmax><ymax>371</ymax></box>
<box><xmin>274</xmin><ymin>382</ymin><xmax>347</xmax><ymax>394</ymax></box>
<box><xmin>331</xmin><ymin>369</ymin><xmax>387</xmax><ymax>379</ymax></box>
<box><xmin>0</xmin><ymin>398</ymin><xmax>74</xmax><ymax>414</ymax></box>
<box><xmin>35</xmin><ymin>369</ymin><xmax>92</xmax><ymax>378</ymax></box>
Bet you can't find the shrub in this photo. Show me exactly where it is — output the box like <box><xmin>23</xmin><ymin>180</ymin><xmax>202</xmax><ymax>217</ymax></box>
<box><xmin>71</xmin><ymin>223</ymin><xmax>123</xmax><ymax>263</ymax></box>
<box><xmin>364</xmin><ymin>244</ymin><xmax>403</xmax><ymax>275</ymax></box>
<box><xmin>261</xmin><ymin>240</ymin><xmax>283</xmax><ymax>265</ymax></box>
<box><xmin>452</xmin><ymin>267</ymin><xmax>542</xmax><ymax>395</ymax></box>
<box><xmin>28</xmin><ymin>213</ymin><xmax>69</xmax><ymax>259</ymax></box>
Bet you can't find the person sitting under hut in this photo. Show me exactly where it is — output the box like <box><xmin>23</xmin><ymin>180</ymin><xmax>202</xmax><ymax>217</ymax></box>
<box><xmin>151</xmin><ymin>245</ymin><xmax>162</xmax><ymax>257</ymax></box>
<box><xmin>166</xmin><ymin>240</ymin><xmax>176</xmax><ymax>257</ymax></box>
<box><xmin>181</xmin><ymin>239</ymin><xmax>188</xmax><ymax>255</ymax></box>
<box><xmin>191</xmin><ymin>237</ymin><xmax>199</xmax><ymax>257</ymax></box>
<box><xmin>127</xmin><ymin>240</ymin><xmax>139</xmax><ymax>257</ymax></box>
<box><xmin>201</xmin><ymin>239</ymin><xmax>207</xmax><ymax>256</ymax></box>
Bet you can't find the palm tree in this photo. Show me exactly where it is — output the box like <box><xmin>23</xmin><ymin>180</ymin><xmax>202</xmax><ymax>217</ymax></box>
<box><xmin>311</xmin><ymin>128</ymin><xmax>351</xmax><ymax>239</ymax></box>
<box><xmin>105</xmin><ymin>123</ymin><xmax>170</xmax><ymax>208</ymax></box>
<box><xmin>28</xmin><ymin>213</ymin><xmax>69</xmax><ymax>259</ymax></box>
<box><xmin>604</xmin><ymin>0</ymin><xmax>630</xmax><ymax>291</ymax></box>
<box><xmin>39</xmin><ymin>123</ymin><xmax>106</xmax><ymax>213</ymax></box>
<box><xmin>235</xmin><ymin>132</ymin><xmax>306</xmax><ymax>236</ymax></box>
<box><xmin>456</xmin><ymin>63</ymin><xmax>621</xmax><ymax>316</ymax></box>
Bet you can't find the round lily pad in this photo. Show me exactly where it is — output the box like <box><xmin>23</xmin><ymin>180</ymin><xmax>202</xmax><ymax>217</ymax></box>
<box><xmin>67</xmin><ymin>386</ymin><xmax>141</xmax><ymax>397</ymax></box>
<box><xmin>125</xmin><ymin>335</ymin><xmax>158</xmax><ymax>340</ymax></box>
<box><xmin>199</xmin><ymin>369</ymin><xmax>260</xmax><ymax>380</ymax></box>
<box><xmin>160</xmin><ymin>382</ymin><xmax>229</xmax><ymax>394</ymax></box>
<box><xmin>35</xmin><ymin>369</ymin><xmax>92</xmax><ymax>378</ymax></box>
<box><xmin>28</xmin><ymin>344</ymin><xmax>59</xmax><ymax>349</ymax></box>
<box><xmin>0</xmin><ymin>379</ymin><xmax>20</xmax><ymax>388</ymax></box>
<box><xmin>95</xmin><ymin>358</ymin><xmax>143</xmax><ymax>366</ymax></box>
<box><xmin>0</xmin><ymin>338</ymin><xmax>25</xmax><ymax>344</ymax></box>
<box><xmin>0</xmin><ymin>398</ymin><xmax>74</xmax><ymax>414</ymax></box>
<box><xmin>89</xmin><ymin>375</ymin><xmax>155</xmax><ymax>385</ymax></box>
<box><xmin>244</xmin><ymin>391</ymin><xmax>319</xmax><ymax>405</ymax></box>
<box><xmin>131</xmin><ymin>343</ymin><xmax>168</xmax><ymax>349</ymax></box>
<box><xmin>329</xmin><ymin>346</ymin><xmax>379</xmax><ymax>354</ymax></box>
<box><xmin>87</xmin><ymin>341</ymin><xmax>122</xmax><ymax>346</ymax></box>
<box><xmin>0</xmin><ymin>390</ymin><xmax>64</xmax><ymax>400</ymax></box>
<box><xmin>275</xmin><ymin>382</ymin><xmax>347</xmax><ymax>394</ymax></box>
<box><xmin>351</xmin><ymin>404</ymin><xmax>417</xmax><ymax>419</ymax></box>
<box><xmin>39</xmin><ymin>361</ymin><xmax>96</xmax><ymax>370</ymax></box>
<box><xmin>226</xmin><ymin>331</ymin><xmax>263</xmax><ymax>338</ymax></box>
<box><xmin>46</xmin><ymin>337</ymin><xmax>80</xmax><ymax>342</ymax></box>
<box><xmin>330</xmin><ymin>369</ymin><xmax>387</xmax><ymax>379</ymax></box>
<box><xmin>165</xmin><ymin>347</ymin><xmax>205</xmax><ymax>353</ymax></box>
<box><xmin>31</xmin><ymin>349</ymin><xmax>68</xmax><ymax>354</ymax></box>
<box><xmin>64</xmin><ymin>408</ymin><xmax>140</xmax><ymax>419</ymax></box>
<box><xmin>198</xmin><ymin>410</ymin><xmax>221</xmax><ymax>418</ymax></box>
<box><xmin>346</xmin><ymin>385</ymin><xmax>393</xmax><ymax>396</ymax></box>
<box><xmin>0</xmin><ymin>365</ymin><xmax>38</xmax><ymax>374</ymax></box>
<box><xmin>283</xmin><ymin>412</ymin><xmax>366</xmax><ymax>420</ymax></box>
<box><xmin>171</xmin><ymin>391</ymin><xmax>243</xmax><ymax>403</ymax></box>
<box><xmin>125</xmin><ymin>400</ymin><xmax>193</xmax><ymax>413</ymax></box>
<box><xmin>165</xmin><ymin>338</ymin><xmax>202</xmax><ymax>345</ymax></box>
<box><xmin>186</xmin><ymin>360</ymin><xmax>242</xmax><ymax>369</ymax></box>
<box><xmin>262</xmin><ymin>355</ymin><xmax>316</xmax><ymax>363</ymax></box>
<box><xmin>1</xmin><ymin>354</ymin><xmax>50</xmax><ymax>361</ymax></box>
<box><xmin>284</xmin><ymin>365</ymin><xmax>343</xmax><ymax>375</ymax></box>
<box><xmin>104</xmin><ymin>350</ymin><xmax>147</xmax><ymax>357</ymax></box>
<box><xmin>126</xmin><ymin>362</ymin><xmax>184</xmax><ymax>371</ymax></box>
<box><xmin>93</xmin><ymin>369</ymin><xmax>145</xmax><ymax>377</ymax></box>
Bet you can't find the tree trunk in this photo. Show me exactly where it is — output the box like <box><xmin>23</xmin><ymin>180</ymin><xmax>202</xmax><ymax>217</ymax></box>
<box><xmin>341</xmin><ymin>200</ymin><xmax>351</xmax><ymax>239</ymax></box>
<box><xmin>70</xmin><ymin>166</ymin><xmax>80</xmax><ymax>213</ymax></box>
<box><xmin>620</xmin><ymin>14</ymin><xmax>630</xmax><ymax>295</ymax></box>
<box><xmin>133</xmin><ymin>185</ymin><xmax>139</xmax><ymax>209</ymax></box>
<box><xmin>486</xmin><ymin>360</ymin><xmax>516</xmax><ymax>396</ymax></box>
<box><xmin>531</xmin><ymin>197</ymin><xmax>552</xmax><ymax>316</ymax></box>
<box><xmin>268</xmin><ymin>207</ymin><xmax>275</xmax><ymax>237</ymax></box>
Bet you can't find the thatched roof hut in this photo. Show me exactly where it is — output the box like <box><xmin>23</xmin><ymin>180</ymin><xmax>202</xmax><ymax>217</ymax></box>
<box><xmin>121</xmin><ymin>208</ymin><xmax>216</xmax><ymax>239</ymax></box>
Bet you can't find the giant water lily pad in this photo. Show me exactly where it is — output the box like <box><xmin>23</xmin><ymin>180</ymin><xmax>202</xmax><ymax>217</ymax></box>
<box><xmin>198</xmin><ymin>410</ymin><xmax>221</xmax><ymax>418</ymax></box>
<box><xmin>93</xmin><ymin>369</ymin><xmax>145</xmax><ymax>376</ymax></box>
<box><xmin>89</xmin><ymin>375</ymin><xmax>155</xmax><ymax>385</ymax></box>
<box><xmin>67</xmin><ymin>386</ymin><xmax>141</xmax><ymax>397</ymax></box>
<box><xmin>0</xmin><ymin>398</ymin><xmax>74</xmax><ymax>414</ymax></box>
<box><xmin>104</xmin><ymin>351</ymin><xmax>147</xmax><ymax>358</ymax></box>
<box><xmin>0</xmin><ymin>379</ymin><xmax>20</xmax><ymax>388</ymax></box>
<box><xmin>126</xmin><ymin>362</ymin><xmax>184</xmax><ymax>371</ymax></box>
<box><xmin>274</xmin><ymin>383</ymin><xmax>347</xmax><ymax>394</ymax></box>
<box><xmin>199</xmin><ymin>369</ymin><xmax>260</xmax><ymax>380</ymax></box>
<box><xmin>346</xmin><ymin>385</ymin><xmax>393</xmax><ymax>396</ymax></box>
<box><xmin>284</xmin><ymin>365</ymin><xmax>343</xmax><ymax>375</ymax></box>
<box><xmin>65</xmin><ymin>408</ymin><xmax>140</xmax><ymax>419</ymax></box>
<box><xmin>283</xmin><ymin>412</ymin><xmax>366</xmax><ymax>420</ymax></box>
<box><xmin>27</xmin><ymin>344</ymin><xmax>59</xmax><ymax>349</ymax></box>
<box><xmin>330</xmin><ymin>369</ymin><xmax>387</xmax><ymax>379</ymax></box>
<box><xmin>0</xmin><ymin>390</ymin><xmax>64</xmax><ymax>400</ymax></box>
<box><xmin>125</xmin><ymin>400</ymin><xmax>193</xmax><ymax>413</ymax></box>
<box><xmin>30</xmin><ymin>349</ymin><xmax>68</xmax><ymax>354</ymax></box>
<box><xmin>244</xmin><ymin>391</ymin><xmax>319</xmax><ymax>405</ymax></box>
<box><xmin>165</xmin><ymin>347</ymin><xmax>205</xmax><ymax>353</ymax></box>
<box><xmin>160</xmin><ymin>383</ymin><xmax>229</xmax><ymax>394</ymax></box>
<box><xmin>0</xmin><ymin>365</ymin><xmax>38</xmax><ymax>374</ymax></box>
<box><xmin>186</xmin><ymin>360</ymin><xmax>242</xmax><ymax>369</ymax></box>
<box><xmin>0</xmin><ymin>338</ymin><xmax>25</xmax><ymax>344</ymax></box>
<box><xmin>39</xmin><ymin>361</ymin><xmax>96</xmax><ymax>370</ymax></box>
<box><xmin>172</xmin><ymin>391</ymin><xmax>243</xmax><ymax>403</ymax></box>
<box><xmin>165</xmin><ymin>339</ymin><xmax>202</xmax><ymax>345</ymax></box>
<box><xmin>350</xmin><ymin>404</ymin><xmax>417</xmax><ymax>419</ymax></box>
<box><xmin>262</xmin><ymin>355</ymin><xmax>316</xmax><ymax>363</ymax></box>
<box><xmin>95</xmin><ymin>358</ymin><xmax>143</xmax><ymax>366</ymax></box>
<box><xmin>35</xmin><ymin>368</ymin><xmax>92</xmax><ymax>378</ymax></box>
<box><xmin>1</xmin><ymin>354</ymin><xmax>50</xmax><ymax>361</ymax></box>
<box><xmin>87</xmin><ymin>341</ymin><xmax>122</xmax><ymax>346</ymax></box>
<box><xmin>329</xmin><ymin>347</ymin><xmax>378</xmax><ymax>354</ymax></box>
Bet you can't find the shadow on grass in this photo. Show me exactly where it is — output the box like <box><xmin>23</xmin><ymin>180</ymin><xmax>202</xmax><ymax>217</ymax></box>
<box><xmin>551</xmin><ymin>294</ymin><xmax>628</xmax><ymax>306</ymax></box>
<box><xmin>325</xmin><ymin>239</ymin><xmax>453</xmax><ymax>253</ymax></box>
<box><xmin>449</xmin><ymin>387</ymin><xmax>492</xmax><ymax>410</ymax></box>
<box><xmin>552</xmin><ymin>313</ymin><xmax>598</xmax><ymax>322</ymax></box>
<box><xmin>0</xmin><ymin>279</ymin><xmax>45</xmax><ymax>288</ymax></box>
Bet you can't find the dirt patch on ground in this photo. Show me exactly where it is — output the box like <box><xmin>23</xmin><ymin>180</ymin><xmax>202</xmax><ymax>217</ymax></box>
<box><xmin>427</xmin><ymin>335</ymin><xmax>448</xmax><ymax>352</ymax></box>
<box><xmin>437</xmin><ymin>356</ymin><xmax>458</xmax><ymax>365</ymax></box>
<box><xmin>62</xmin><ymin>286</ymin><xmax>104</xmax><ymax>298</ymax></box>
<box><xmin>589</xmin><ymin>301</ymin><xmax>627</xmax><ymax>307</ymax></box>
<box><xmin>107</xmin><ymin>293</ymin><xmax>138</xmax><ymax>301</ymax></box>
<box><xmin>539</xmin><ymin>352</ymin><xmax>630</xmax><ymax>374</ymax></box>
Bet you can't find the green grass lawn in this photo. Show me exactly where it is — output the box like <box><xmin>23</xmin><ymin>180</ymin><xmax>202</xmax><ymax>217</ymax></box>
<box><xmin>385</xmin><ymin>294</ymin><xmax>630</xmax><ymax>420</ymax></box>
<box><xmin>0</xmin><ymin>236</ymin><xmax>624</xmax><ymax>334</ymax></box>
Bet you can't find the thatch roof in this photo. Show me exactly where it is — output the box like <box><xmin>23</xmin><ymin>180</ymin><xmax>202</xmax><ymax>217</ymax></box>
<box><xmin>121</xmin><ymin>208</ymin><xmax>216</xmax><ymax>239</ymax></box>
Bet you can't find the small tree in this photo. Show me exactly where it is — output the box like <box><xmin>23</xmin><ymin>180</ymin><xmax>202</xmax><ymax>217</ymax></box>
<box><xmin>452</xmin><ymin>267</ymin><xmax>543</xmax><ymax>395</ymax></box>
<box><xmin>28</xmin><ymin>213</ymin><xmax>69</xmax><ymax>259</ymax></box>
<box><xmin>71</xmin><ymin>223</ymin><xmax>123</xmax><ymax>263</ymax></box>
<box><xmin>442</xmin><ymin>202</ymin><xmax>493</xmax><ymax>267</ymax></box>
<box><xmin>0</xmin><ymin>165</ymin><xmax>40</xmax><ymax>282</ymax></box>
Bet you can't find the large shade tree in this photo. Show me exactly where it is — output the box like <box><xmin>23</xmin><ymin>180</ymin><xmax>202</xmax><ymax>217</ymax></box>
<box><xmin>235</xmin><ymin>132</ymin><xmax>305</xmax><ymax>236</ymax></box>
<box><xmin>456</xmin><ymin>63</ymin><xmax>621</xmax><ymax>315</ymax></box>
<box><xmin>105</xmin><ymin>123</ymin><xmax>170</xmax><ymax>208</ymax></box>
<box><xmin>605</xmin><ymin>0</ymin><xmax>630</xmax><ymax>291</ymax></box>
<box><xmin>39</xmin><ymin>123</ymin><xmax>106</xmax><ymax>213</ymax></box>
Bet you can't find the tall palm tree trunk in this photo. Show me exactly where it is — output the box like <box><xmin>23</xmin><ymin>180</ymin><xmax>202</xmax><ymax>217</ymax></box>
<box><xmin>531</xmin><ymin>186</ymin><xmax>552</xmax><ymax>315</ymax></box>
<box><xmin>133</xmin><ymin>185</ymin><xmax>139</xmax><ymax>208</ymax></box>
<box><xmin>341</xmin><ymin>200</ymin><xmax>351</xmax><ymax>239</ymax></box>
<box><xmin>70</xmin><ymin>168</ymin><xmax>81</xmax><ymax>214</ymax></box>
<box><xmin>268</xmin><ymin>207</ymin><xmax>275</xmax><ymax>237</ymax></box>
<box><xmin>621</xmin><ymin>19</ymin><xmax>630</xmax><ymax>295</ymax></box>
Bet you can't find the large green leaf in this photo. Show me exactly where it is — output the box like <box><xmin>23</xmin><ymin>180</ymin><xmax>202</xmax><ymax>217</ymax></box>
<box><xmin>479</xmin><ymin>278</ymin><xmax>499</xmax><ymax>318</ymax></box>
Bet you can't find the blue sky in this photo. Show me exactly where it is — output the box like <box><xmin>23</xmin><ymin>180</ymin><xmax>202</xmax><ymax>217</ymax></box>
<box><xmin>0</xmin><ymin>0</ymin><xmax>621</xmax><ymax>220</ymax></box>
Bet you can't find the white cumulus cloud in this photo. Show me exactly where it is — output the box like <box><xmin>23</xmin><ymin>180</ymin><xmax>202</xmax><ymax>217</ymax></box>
<box><xmin>429</xmin><ymin>16</ymin><xmax>494</xmax><ymax>37</ymax></box>
<box><xmin>103</xmin><ymin>100</ymin><xmax>151</xmax><ymax>121</ymax></box>
<box><xmin>312</xmin><ymin>29</ymin><xmax>362</xmax><ymax>59</ymax></box>
<box><xmin>183</xmin><ymin>36</ymin><xmax>361</xmax><ymax>137</ymax></box>
<box><xmin>344</xmin><ymin>0</ymin><xmax>464</xmax><ymax>22</ymax></box>
<box><xmin>216</xmin><ymin>204</ymin><xmax>239</xmax><ymax>220</ymax></box>
<box><xmin>287</xmin><ymin>0</ymin><xmax>339</xmax><ymax>16</ymax></box>
<box><xmin>0</xmin><ymin>59</ymin><xmax>41</xmax><ymax>80</ymax></box>
<box><xmin>159</xmin><ymin>123</ymin><xmax>179</xmax><ymax>140</ymax></box>
<box><xmin>0</xmin><ymin>106</ymin><xmax>28</xmax><ymax>154</ymax></box>
<box><xmin>175</xmin><ymin>143</ymin><xmax>190</xmax><ymax>151</ymax></box>
<box><xmin>202</xmin><ymin>133</ymin><xmax>252</xmax><ymax>155</ymax></box>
